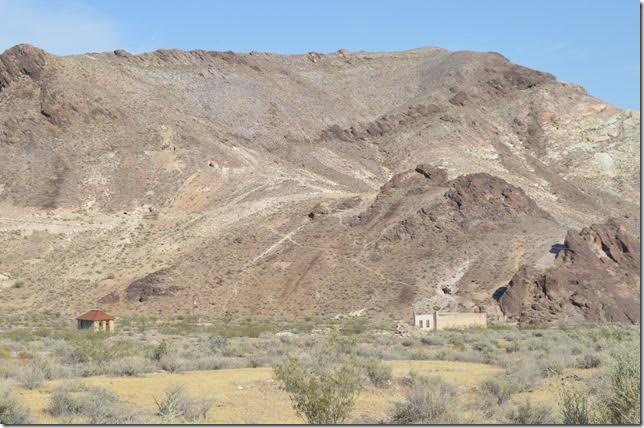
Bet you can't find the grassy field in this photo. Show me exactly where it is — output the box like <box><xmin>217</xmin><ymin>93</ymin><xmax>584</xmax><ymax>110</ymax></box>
<box><xmin>0</xmin><ymin>313</ymin><xmax>639</xmax><ymax>424</ymax></box>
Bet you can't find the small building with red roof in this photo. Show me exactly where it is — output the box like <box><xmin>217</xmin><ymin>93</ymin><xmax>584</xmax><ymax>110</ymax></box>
<box><xmin>76</xmin><ymin>310</ymin><xmax>115</xmax><ymax>332</ymax></box>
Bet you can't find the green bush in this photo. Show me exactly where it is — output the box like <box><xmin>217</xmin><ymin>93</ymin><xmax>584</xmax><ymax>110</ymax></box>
<box><xmin>273</xmin><ymin>356</ymin><xmax>362</xmax><ymax>424</ymax></box>
<box><xmin>0</xmin><ymin>384</ymin><xmax>32</xmax><ymax>424</ymax></box>
<box><xmin>391</xmin><ymin>374</ymin><xmax>459</xmax><ymax>424</ymax></box>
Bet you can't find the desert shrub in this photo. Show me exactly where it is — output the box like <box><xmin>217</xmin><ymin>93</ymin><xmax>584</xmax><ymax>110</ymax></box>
<box><xmin>0</xmin><ymin>384</ymin><xmax>32</xmax><ymax>424</ymax></box>
<box><xmin>448</xmin><ymin>337</ymin><xmax>466</xmax><ymax>352</ymax></box>
<box><xmin>503</xmin><ymin>362</ymin><xmax>541</xmax><ymax>393</ymax></box>
<box><xmin>104</xmin><ymin>338</ymin><xmax>144</xmax><ymax>360</ymax></box>
<box><xmin>50</xmin><ymin>382</ymin><xmax>84</xmax><ymax>417</ymax></box>
<box><xmin>273</xmin><ymin>356</ymin><xmax>362</xmax><ymax>424</ymax></box>
<box><xmin>17</xmin><ymin>364</ymin><xmax>45</xmax><ymax>389</ymax></box>
<box><xmin>50</xmin><ymin>381</ymin><xmax>142</xmax><ymax>424</ymax></box>
<box><xmin>391</xmin><ymin>374</ymin><xmax>459</xmax><ymax>424</ymax></box>
<box><xmin>471</xmin><ymin>339</ymin><xmax>494</xmax><ymax>352</ymax></box>
<box><xmin>206</xmin><ymin>335</ymin><xmax>228</xmax><ymax>352</ymax></box>
<box><xmin>64</xmin><ymin>335</ymin><xmax>106</xmax><ymax>365</ymax></box>
<box><xmin>154</xmin><ymin>384</ymin><xmax>212</xmax><ymax>422</ymax></box>
<box><xmin>359</xmin><ymin>357</ymin><xmax>392</xmax><ymax>388</ymax></box>
<box><xmin>0</xmin><ymin>364</ymin><xmax>20</xmax><ymax>380</ymax></box>
<box><xmin>247</xmin><ymin>353</ymin><xmax>282</xmax><ymax>368</ymax></box>
<box><xmin>339</xmin><ymin>317</ymin><xmax>369</xmax><ymax>336</ymax></box>
<box><xmin>0</xmin><ymin>345</ymin><xmax>11</xmax><ymax>358</ymax></box>
<box><xmin>107</xmin><ymin>356</ymin><xmax>148</xmax><ymax>376</ymax></box>
<box><xmin>410</xmin><ymin>350</ymin><xmax>432</xmax><ymax>360</ymax></box>
<box><xmin>152</xmin><ymin>340</ymin><xmax>172</xmax><ymax>361</ymax></box>
<box><xmin>574</xmin><ymin>354</ymin><xmax>601</xmax><ymax>369</ymax></box>
<box><xmin>32</xmin><ymin>356</ymin><xmax>72</xmax><ymax>380</ymax></box>
<box><xmin>505</xmin><ymin>340</ymin><xmax>520</xmax><ymax>353</ymax></box>
<box><xmin>596</xmin><ymin>346</ymin><xmax>640</xmax><ymax>424</ymax></box>
<box><xmin>182</xmin><ymin>356</ymin><xmax>230</xmax><ymax>371</ymax></box>
<box><xmin>420</xmin><ymin>336</ymin><xmax>444</xmax><ymax>346</ymax></box>
<box><xmin>506</xmin><ymin>400</ymin><xmax>553</xmax><ymax>424</ymax></box>
<box><xmin>559</xmin><ymin>382</ymin><xmax>593</xmax><ymax>424</ymax></box>
<box><xmin>450</xmin><ymin>349</ymin><xmax>493</xmax><ymax>364</ymax></box>
<box><xmin>159</xmin><ymin>355</ymin><xmax>182</xmax><ymax>373</ymax></box>
<box><xmin>205</xmin><ymin>319</ymin><xmax>275</xmax><ymax>338</ymax></box>
<box><xmin>78</xmin><ymin>361</ymin><xmax>105</xmax><ymax>377</ymax></box>
<box><xmin>401</xmin><ymin>339</ymin><xmax>414</xmax><ymax>347</ymax></box>
<box><xmin>540</xmin><ymin>357</ymin><xmax>565</xmax><ymax>378</ymax></box>
<box><xmin>478</xmin><ymin>377</ymin><xmax>512</xmax><ymax>405</ymax></box>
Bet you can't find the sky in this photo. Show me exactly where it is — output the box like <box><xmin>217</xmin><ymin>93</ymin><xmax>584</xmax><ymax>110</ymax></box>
<box><xmin>0</xmin><ymin>0</ymin><xmax>639</xmax><ymax>109</ymax></box>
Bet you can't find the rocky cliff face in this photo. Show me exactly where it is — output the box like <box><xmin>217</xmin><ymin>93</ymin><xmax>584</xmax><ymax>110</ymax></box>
<box><xmin>499</xmin><ymin>219</ymin><xmax>640</xmax><ymax>324</ymax></box>
<box><xmin>0</xmin><ymin>44</ymin><xmax>638</xmax><ymax>320</ymax></box>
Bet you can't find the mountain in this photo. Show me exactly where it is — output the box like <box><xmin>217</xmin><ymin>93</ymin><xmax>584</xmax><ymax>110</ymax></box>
<box><xmin>0</xmin><ymin>44</ymin><xmax>639</xmax><ymax>321</ymax></box>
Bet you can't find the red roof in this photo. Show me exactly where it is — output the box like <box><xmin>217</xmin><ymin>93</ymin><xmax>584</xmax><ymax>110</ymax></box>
<box><xmin>76</xmin><ymin>310</ymin><xmax>113</xmax><ymax>321</ymax></box>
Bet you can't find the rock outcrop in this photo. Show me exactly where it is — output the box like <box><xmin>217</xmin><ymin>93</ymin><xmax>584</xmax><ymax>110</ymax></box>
<box><xmin>0</xmin><ymin>44</ymin><xmax>48</xmax><ymax>90</ymax></box>
<box><xmin>125</xmin><ymin>270</ymin><xmax>183</xmax><ymax>303</ymax></box>
<box><xmin>445</xmin><ymin>173</ymin><xmax>553</xmax><ymax>229</ymax></box>
<box><xmin>499</xmin><ymin>219</ymin><xmax>640</xmax><ymax>324</ymax></box>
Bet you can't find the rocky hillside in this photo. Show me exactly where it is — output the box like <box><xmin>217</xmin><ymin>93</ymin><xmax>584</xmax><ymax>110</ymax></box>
<box><xmin>0</xmin><ymin>44</ymin><xmax>639</xmax><ymax>321</ymax></box>
<box><xmin>499</xmin><ymin>219</ymin><xmax>640</xmax><ymax>324</ymax></box>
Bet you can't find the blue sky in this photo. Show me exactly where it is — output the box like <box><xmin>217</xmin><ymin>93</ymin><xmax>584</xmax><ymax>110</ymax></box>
<box><xmin>0</xmin><ymin>0</ymin><xmax>639</xmax><ymax>109</ymax></box>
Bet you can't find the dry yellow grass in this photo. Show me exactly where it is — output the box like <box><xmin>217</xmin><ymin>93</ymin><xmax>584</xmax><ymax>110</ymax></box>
<box><xmin>17</xmin><ymin>360</ymin><xmax>502</xmax><ymax>424</ymax></box>
<box><xmin>15</xmin><ymin>359</ymin><xmax>600</xmax><ymax>424</ymax></box>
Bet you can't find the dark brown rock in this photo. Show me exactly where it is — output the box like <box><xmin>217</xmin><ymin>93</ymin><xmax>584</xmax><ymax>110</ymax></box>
<box><xmin>449</xmin><ymin>91</ymin><xmax>468</xmax><ymax>106</ymax></box>
<box><xmin>446</xmin><ymin>173</ymin><xmax>552</xmax><ymax>228</ymax></box>
<box><xmin>308</xmin><ymin>202</ymin><xmax>330</xmax><ymax>219</ymax></box>
<box><xmin>125</xmin><ymin>269</ymin><xmax>183</xmax><ymax>303</ymax></box>
<box><xmin>98</xmin><ymin>291</ymin><xmax>120</xmax><ymax>304</ymax></box>
<box><xmin>0</xmin><ymin>44</ymin><xmax>48</xmax><ymax>91</ymax></box>
<box><xmin>499</xmin><ymin>219</ymin><xmax>640</xmax><ymax>324</ymax></box>
<box><xmin>113</xmin><ymin>49</ymin><xmax>132</xmax><ymax>58</ymax></box>
<box><xmin>415</xmin><ymin>164</ymin><xmax>448</xmax><ymax>185</ymax></box>
<box><xmin>502</xmin><ymin>65</ymin><xmax>554</xmax><ymax>90</ymax></box>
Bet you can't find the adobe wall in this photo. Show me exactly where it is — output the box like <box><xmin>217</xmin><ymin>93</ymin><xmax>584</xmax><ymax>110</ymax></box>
<box><xmin>434</xmin><ymin>312</ymin><xmax>487</xmax><ymax>330</ymax></box>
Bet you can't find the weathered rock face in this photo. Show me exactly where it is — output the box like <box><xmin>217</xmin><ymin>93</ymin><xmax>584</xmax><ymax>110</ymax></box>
<box><xmin>0</xmin><ymin>44</ymin><xmax>48</xmax><ymax>90</ymax></box>
<box><xmin>125</xmin><ymin>270</ymin><xmax>183</xmax><ymax>303</ymax></box>
<box><xmin>445</xmin><ymin>173</ymin><xmax>552</xmax><ymax>229</ymax></box>
<box><xmin>499</xmin><ymin>219</ymin><xmax>640</xmax><ymax>324</ymax></box>
<box><xmin>0</xmin><ymin>44</ymin><xmax>638</xmax><ymax>317</ymax></box>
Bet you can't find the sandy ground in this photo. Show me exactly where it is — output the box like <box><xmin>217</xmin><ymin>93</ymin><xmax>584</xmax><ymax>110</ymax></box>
<box><xmin>14</xmin><ymin>359</ymin><xmax>597</xmax><ymax>424</ymax></box>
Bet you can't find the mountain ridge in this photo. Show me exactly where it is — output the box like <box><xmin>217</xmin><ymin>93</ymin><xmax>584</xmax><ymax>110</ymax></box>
<box><xmin>0</xmin><ymin>44</ymin><xmax>639</xmax><ymax>322</ymax></box>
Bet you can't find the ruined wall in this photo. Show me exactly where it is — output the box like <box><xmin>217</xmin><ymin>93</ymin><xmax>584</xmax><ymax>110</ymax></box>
<box><xmin>435</xmin><ymin>312</ymin><xmax>487</xmax><ymax>330</ymax></box>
